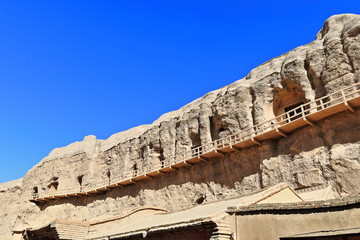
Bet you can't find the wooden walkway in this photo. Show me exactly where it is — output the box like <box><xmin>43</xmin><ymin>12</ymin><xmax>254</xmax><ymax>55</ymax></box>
<box><xmin>30</xmin><ymin>83</ymin><xmax>360</xmax><ymax>203</ymax></box>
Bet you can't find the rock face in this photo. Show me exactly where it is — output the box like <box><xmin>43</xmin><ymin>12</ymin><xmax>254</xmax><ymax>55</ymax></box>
<box><xmin>1</xmin><ymin>13</ymin><xmax>360</xmax><ymax>239</ymax></box>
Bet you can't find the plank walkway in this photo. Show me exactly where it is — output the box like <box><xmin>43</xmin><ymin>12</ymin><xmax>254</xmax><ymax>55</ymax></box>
<box><xmin>30</xmin><ymin>83</ymin><xmax>360</xmax><ymax>203</ymax></box>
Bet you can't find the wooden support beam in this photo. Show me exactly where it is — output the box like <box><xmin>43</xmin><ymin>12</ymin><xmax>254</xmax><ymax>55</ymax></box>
<box><xmin>169</xmin><ymin>166</ymin><xmax>178</xmax><ymax>171</ymax></box>
<box><xmin>96</xmin><ymin>188</ymin><xmax>108</xmax><ymax>192</ymax></box>
<box><xmin>44</xmin><ymin>196</ymin><xmax>55</xmax><ymax>200</ymax></box>
<box><xmin>77</xmin><ymin>192</ymin><xmax>90</xmax><ymax>196</ymax></box>
<box><xmin>303</xmin><ymin>117</ymin><xmax>314</xmax><ymax>126</ymax></box>
<box><xmin>215</xmin><ymin>150</ymin><xmax>226</xmax><ymax>157</ymax></box>
<box><xmin>230</xmin><ymin>145</ymin><xmax>242</xmax><ymax>153</ymax></box>
<box><xmin>183</xmin><ymin>161</ymin><xmax>194</xmax><ymax>167</ymax></box>
<box><xmin>157</xmin><ymin>170</ymin><xmax>166</xmax><ymax>175</ymax></box>
<box><xmin>345</xmin><ymin>102</ymin><xmax>355</xmax><ymax>112</ymax></box>
<box><xmin>251</xmin><ymin>138</ymin><xmax>261</xmax><ymax>145</ymax></box>
<box><xmin>305</xmin><ymin>118</ymin><xmax>314</xmax><ymax>126</ymax></box>
<box><xmin>276</xmin><ymin>129</ymin><xmax>288</xmax><ymax>137</ymax></box>
<box><xmin>197</xmin><ymin>156</ymin><xmax>208</xmax><ymax>162</ymax></box>
<box><xmin>87</xmin><ymin>190</ymin><xmax>100</xmax><ymax>194</ymax></box>
<box><xmin>144</xmin><ymin>174</ymin><xmax>153</xmax><ymax>180</ymax></box>
<box><xmin>129</xmin><ymin>179</ymin><xmax>138</xmax><ymax>184</ymax></box>
<box><xmin>86</xmin><ymin>191</ymin><xmax>97</xmax><ymax>196</ymax></box>
<box><xmin>30</xmin><ymin>199</ymin><xmax>46</xmax><ymax>203</ymax></box>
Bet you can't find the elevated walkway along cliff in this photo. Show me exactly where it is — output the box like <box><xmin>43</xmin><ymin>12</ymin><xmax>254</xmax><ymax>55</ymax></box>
<box><xmin>30</xmin><ymin>82</ymin><xmax>360</xmax><ymax>203</ymax></box>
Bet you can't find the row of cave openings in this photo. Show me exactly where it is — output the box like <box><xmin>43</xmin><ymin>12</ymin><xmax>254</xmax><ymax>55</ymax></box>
<box><xmin>31</xmin><ymin>166</ymin><xmax>141</xmax><ymax>197</ymax></box>
<box><xmin>31</xmin><ymin>166</ymin><xmax>140</xmax><ymax>197</ymax></box>
<box><xmin>31</xmin><ymin>83</ymin><xmax>309</xmax><ymax>198</ymax></box>
<box><xmin>132</xmin><ymin>83</ymin><xmax>309</xmax><ymax>177</ymax></box>
<box><xmin>32</xmin><ymin>175</ymin><xmax>85</xmax><ymax>198</ymax></box>
<box><xmin>193</xmin><ymin>83</ymin><xmax>308</xmax><ymax>150</ymax></box>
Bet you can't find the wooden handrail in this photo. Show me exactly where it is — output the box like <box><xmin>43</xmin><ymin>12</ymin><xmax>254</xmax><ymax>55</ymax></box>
<box><xmin>31</xmin><ymin>82</ymin><xmax>360</xmax><ymax>200</ymax></box>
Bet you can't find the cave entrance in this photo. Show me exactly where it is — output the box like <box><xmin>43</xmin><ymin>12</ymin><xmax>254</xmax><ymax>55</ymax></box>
<box><xmin>78</xmin><ymin>175</ymin><xmax>84</xmax><ymax>191</ymax></box>
<box><xmin>47</xmin><ymin>182</ymin><xmax>58</xmax><ymax>195</ymax></box>
<box><xmin>284</xmin><ymin>101</ymin><xmax>304</xmax><ymax>122</ymax></box>
<box><xmin>273</xmin><ymin>84</ymin><xmax>307</xmax><ymax>123</ymax></box>
<box><xmin>132</xmin><ymin>163</ymin><xmax>138</xmax><ymax>177</ymax></box>
<box><xmin>32</xmin><ymin>187</ymin><xmax>38</xmax><ymax>198</ymax></box>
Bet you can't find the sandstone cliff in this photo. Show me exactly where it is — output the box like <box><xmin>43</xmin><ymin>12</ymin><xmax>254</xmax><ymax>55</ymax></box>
<box><xmin>1</xmin><ymin>14</ymin><xmax>360</xmax><ymax>240</ymax></box>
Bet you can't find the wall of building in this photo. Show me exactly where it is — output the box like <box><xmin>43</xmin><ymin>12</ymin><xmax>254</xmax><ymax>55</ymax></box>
<box><xmin>232</xmin><ymin>206</ymin><xmax>360</xmax><ymax>240</ymax></box>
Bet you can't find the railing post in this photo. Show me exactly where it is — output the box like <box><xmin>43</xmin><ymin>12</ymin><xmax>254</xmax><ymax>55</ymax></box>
<box><xmin>284</xmin><ymin>112</ymin><xmax>289</xmax><ymax>123</ymax></box>
<box><xmin>251</xmin><ymin>125</ymin><xmax>257</xmax><ymax>139</ymax></box>
<box><xmin>341</xmin><ymin>89</ymin><xmax>346</xmax><ymax>103</ymax></box>
<box><xmin>320</xmin><ymin>98</ymin><xmax>324</xmax><ymax>110</ymax></box>
<box><xmin>228</xmin><ymin>135</ymin><xmax>232</xmax><ymax>146</ymax></box>
<box><xmin>301</xmin><ymin>105</ymin><xmax>305</xmax><ymax>118</ymax></box>
<box><xmin>342</xmin><ymin>88</ymin><xmax>355</xmax><ymax>112</ymax></box>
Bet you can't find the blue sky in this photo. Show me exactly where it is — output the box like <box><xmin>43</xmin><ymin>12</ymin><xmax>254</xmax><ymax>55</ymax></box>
<box><xmin>0</xmin><ymin>1</ymin><xmax>359</xmax><ymax>183</ymax></box>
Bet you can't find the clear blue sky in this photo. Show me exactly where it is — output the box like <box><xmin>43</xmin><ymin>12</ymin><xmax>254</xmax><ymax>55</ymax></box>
<box><xmin>0</xmin><ymin>1</ymin><xmax>359</xmax><ymax>183</ymax></box>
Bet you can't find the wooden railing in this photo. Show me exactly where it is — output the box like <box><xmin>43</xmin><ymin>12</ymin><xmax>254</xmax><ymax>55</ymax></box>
<box><xmin>31</xmin><ymin>82</ymin><xmax>360</xmax><ymax>201</ymax></box>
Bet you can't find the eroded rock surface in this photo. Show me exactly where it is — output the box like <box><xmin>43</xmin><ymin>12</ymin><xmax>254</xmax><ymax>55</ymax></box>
<box><xmin>1</xmin><ymin>14</ymin><xmax>360</xmax><ymax>239</ymax></box>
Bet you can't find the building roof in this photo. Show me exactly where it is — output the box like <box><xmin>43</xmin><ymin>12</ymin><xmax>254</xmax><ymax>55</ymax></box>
<box><xmin>227</xmin><ymin>195</ymin><xmax>360</xmax><ymax>214</ymax></box>
<box><xmin>23</xmin><ymin>182</ymin><xmax>329</xmax><ymax>240</ymax></box>
<box><xmin>87</xmin><ymin>182</ymin><xmax>301</xmax><ymax>239</ymax></box>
